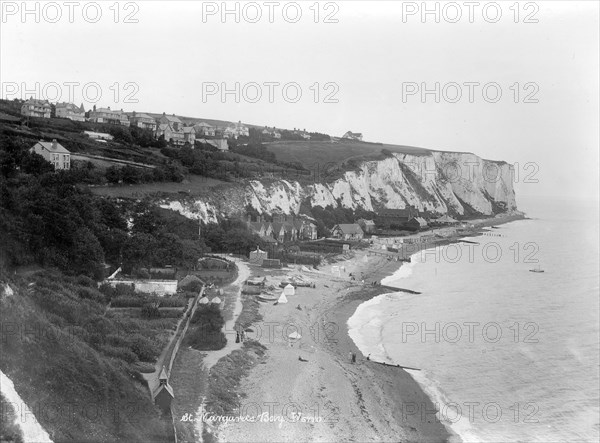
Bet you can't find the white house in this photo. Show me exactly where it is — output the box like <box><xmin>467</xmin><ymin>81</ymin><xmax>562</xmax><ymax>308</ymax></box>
<box><xmin>21</xmin><ymin>98</ymin><xmax>51</xmax><ymax>118</ymax></box>
<box><xmin>55</xmin><ymin>102</ymin><xmax>85</xmax><ymax>121</ymax></box>
<box><xmin>341</xmin><ymin>131</ymin><xmax>363</xmax><ymax>141</ymax></box>
<box><xmin>31</xmin><ymin>139</ymin><xmax>70</xmax><ymax>170</ymax></box>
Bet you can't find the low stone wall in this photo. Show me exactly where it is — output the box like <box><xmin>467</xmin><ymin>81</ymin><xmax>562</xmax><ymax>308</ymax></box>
<box><xmin>105</xmin><ymin>279</ymin><xmax>178</xmax><ymax>296</ymax></box>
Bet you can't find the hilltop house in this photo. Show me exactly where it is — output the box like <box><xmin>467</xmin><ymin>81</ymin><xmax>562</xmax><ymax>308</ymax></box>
<box><xmin>157</xmin><ymin>113</ymin><xmax>183</xmax><ymax>131</ymax></box>
<box><xmin>21</xmin><ymin>98</ymin><xmax>51</xmax><ymax>118</ymax></box>
<box><xmin>224</xmin><ymin>121</ymin><xmax>249</xmax><ymax>139</ymax></box>
<box><xmin>55</xmin><ymin>102</ymin><xmax>85</xmax><ymax>121</ymax></box>
<box><xmin>88</xmin><ymin>106</ymin><xmax>130</xmax><ymax>126</ymax></box>
<box><xmin>183</xmin><ymin>126</ymin><xmax>196</xmax><ymax>145</ymax></box>
<box><xmin>331</xmin><ymin>224</ymin><xmax>364</xmax><ymax>241</ymax></box>
<box><xmin>342</xmin><ymin>131</ymin><xmax>363</xmax><ymax>141</ymax></box>
<box><xmin>262</xmin><ymin>127</ymin><xmax>282</xmax><ymax>139</ymax></box>
<box><xmin>293</xmin><ymin>128</ymin><xmax>311</xmax><ymax>140</ymax></box>
<box><xmin>193</xmin><ymin>122</ymin><xmax>215</xmax><ymax>137</ymax></box>
<box><xmin>129</xmin><ymin>112</ymin><xmax>157</xmax><ymax>131</ymax></box>
<box><xmin>156</xmin><ymin>122</ymin><xmax>184</xmax><ymax>146</ymax></box>
<box><xmin>31</xmin><ymin>139</ymin><xmax>70</xmax><ymax>170</ymax></box>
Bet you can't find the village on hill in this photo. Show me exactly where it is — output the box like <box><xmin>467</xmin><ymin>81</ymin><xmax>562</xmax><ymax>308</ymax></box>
<box><xmin>0</xmin><ymin>94</ymin><xmax>507</xmax><ymax>443</ymax></box>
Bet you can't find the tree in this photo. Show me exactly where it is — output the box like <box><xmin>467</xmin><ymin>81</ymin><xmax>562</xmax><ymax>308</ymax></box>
<box><xmin>70</xmin><ymin>227</ymin><xmax>105</xmax><ymax>279</ymax></box>
<box><xmin>105</xmin><ymin>166</ymin><xmax>122</xmax><ymax>184</ymax></box>
<box><xmin>21</xmin><ymin>152</ymin><xmax>54</xmax><ymax>175</ymax></box>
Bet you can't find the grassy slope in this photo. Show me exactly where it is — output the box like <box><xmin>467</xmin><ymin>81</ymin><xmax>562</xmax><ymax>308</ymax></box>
<box><xmin>0</xmin><ymin>275</ymin><xmax>171</xmax><ymax>443</ymax></box>
<box><xmin>265</xmin><ymin>140</ymin><xmax>431</xmax><ymax>169</ymax></box>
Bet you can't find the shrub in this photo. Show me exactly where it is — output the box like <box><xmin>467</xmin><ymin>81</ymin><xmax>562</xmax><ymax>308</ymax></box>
<box><xmin>129</xmin><ymin>334</ymin><xmax>160</xmax><ymax>362</ymax></box>
<box><xmin>186</xmin><ymin>304</ymin><xmax>227</xmax><ymax>351</ymax></box>
<box><xmin>141</xmin><ymin>302</ymin><xmax>161</xmax><ymax>319</ymax></box>
<box><xmin>100</xmin><ymin>345</ymin><xmax>139</xmax><ymax>363</ymax></box>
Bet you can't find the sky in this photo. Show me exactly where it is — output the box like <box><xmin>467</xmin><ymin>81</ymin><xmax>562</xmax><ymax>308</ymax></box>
<box><xmin>1</xmin><ymin>0</ymin><xmax>598</xmax><ymax>205</ymax></box>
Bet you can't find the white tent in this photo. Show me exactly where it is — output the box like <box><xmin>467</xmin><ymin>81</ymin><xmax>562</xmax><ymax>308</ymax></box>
<box><xmin>283</xmin><ymin>284</ymin><xmax>295</xmax><ymax>296</ymax></box>
<box><xmin>288</xmin><ymin>331</ymin><xmax>302</xmax><ymax>340</ymax></box>
<box><xmin>199</xmin><ymin>296</ymin><xmax>209</xmax><ymax>304</ymax></box>
<box><xmin>277</xmin><ymin>292</ymin><xmax>288</xmax><ymax>304</ymax></box>
<box><xmin>211</xmin><ymin>297</ymin><xmax>222</xmax><ymax>304</ymax></box>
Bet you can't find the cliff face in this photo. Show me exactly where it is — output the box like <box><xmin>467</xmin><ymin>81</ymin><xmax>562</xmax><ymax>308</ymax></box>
<box><xmin>161</xmin><ymin>151</ymin><xmax>517</xmax><ymax>222</ymax></box>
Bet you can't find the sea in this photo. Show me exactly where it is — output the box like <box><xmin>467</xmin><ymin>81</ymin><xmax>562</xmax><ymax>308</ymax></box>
<box><xmin>348</xmin><ymin>197</ymin><xmax>600</xmax><ymax>442</ymax></box>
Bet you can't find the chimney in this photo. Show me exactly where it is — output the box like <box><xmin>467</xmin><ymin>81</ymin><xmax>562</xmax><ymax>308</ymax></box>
<box><xmin>52</xmin><ymin>139</ymin><xmax>57</xmax><ymax>150</ymax></box>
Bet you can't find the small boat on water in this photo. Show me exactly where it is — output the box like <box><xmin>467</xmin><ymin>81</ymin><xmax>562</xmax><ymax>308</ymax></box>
<box><xmin>529</xmin><ymin>266</ymin><xmax>545</xmax><ymax>273</ymax></box>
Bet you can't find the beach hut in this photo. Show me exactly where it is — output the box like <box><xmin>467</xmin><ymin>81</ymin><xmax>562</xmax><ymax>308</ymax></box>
<box><xmin>283</xmin><ymin>284</ymin><xmax>295</xmax><ymax>296</ymax></box>
<box><xmin>277</xmin><ymin>292</ymin><xmax>288</xmax><ymax>304</ymax></box>
<box><xmin>288</xmin><ymin>331</ymin><xmax>302</xmax><ymax>340</ymax></box>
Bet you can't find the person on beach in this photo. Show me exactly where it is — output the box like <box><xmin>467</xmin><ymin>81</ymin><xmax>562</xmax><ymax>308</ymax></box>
<box><xmin>349</xmin><ymin>351</ymin><xmax>353</xmax><ymax>363</ymax></box>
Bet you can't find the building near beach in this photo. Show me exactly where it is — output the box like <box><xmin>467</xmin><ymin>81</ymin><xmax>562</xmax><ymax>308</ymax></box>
<box><xmin>249</xmin><ymin>247</ymin><xmax>268</xmax><ymax>265</ymax></box>
<box><xmin>331</xmin><ymin>224</ymin><xmax>364</xmax><ymax>241</ymax></box>
<box><xmin>405</xmin><ymin>217</ymin><xmax>428</xmax><ymax>231</ymax></box>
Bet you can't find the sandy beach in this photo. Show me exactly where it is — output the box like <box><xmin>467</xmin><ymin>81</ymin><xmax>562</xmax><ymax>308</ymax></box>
<box><xmin>212</xmin><ymin>250</ymin><xmax>452</xmax><ymax>442</ymax></box>
<box><xmin>205</xmin><ymin>213</ymin><xmax>522</xmax><ymax>442</ymax></box>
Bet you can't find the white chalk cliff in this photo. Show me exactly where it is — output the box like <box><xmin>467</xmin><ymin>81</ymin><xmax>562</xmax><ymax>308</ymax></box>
<box><xmin>161</xmin><ymin>151</ymin><xmax>517</xmax><ymax>222</ymax></box>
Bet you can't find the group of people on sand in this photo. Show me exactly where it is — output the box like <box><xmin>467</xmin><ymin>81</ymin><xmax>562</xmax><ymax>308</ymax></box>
<box><xmin>235</xmin><ymin>329</ymin><xmax>245</xmax><ymax>343</ymax></box>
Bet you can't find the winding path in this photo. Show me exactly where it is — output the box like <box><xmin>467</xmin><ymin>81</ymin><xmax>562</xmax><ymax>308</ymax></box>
<box><xmin>194</xmin><ymin>260</ymin><xmax>250</xmax><ymax>441</ymax></box>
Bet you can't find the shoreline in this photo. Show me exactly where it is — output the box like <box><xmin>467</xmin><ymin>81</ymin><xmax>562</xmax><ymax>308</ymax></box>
<box><xmin>213</xmin><ymin>213</ymin><xmax>523</xmax><ymax>442</ymax></box>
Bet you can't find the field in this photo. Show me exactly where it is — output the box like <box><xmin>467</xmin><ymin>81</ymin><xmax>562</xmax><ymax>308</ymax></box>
<box><xmin>90</xmin><ymin>174</ymin><xmax>229</xmax><ymax>197</ymax></box>
<box><xmin>265</xmin><ymin>140</ymin><xmax>432</xmax><ymax>169</ymax></box>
